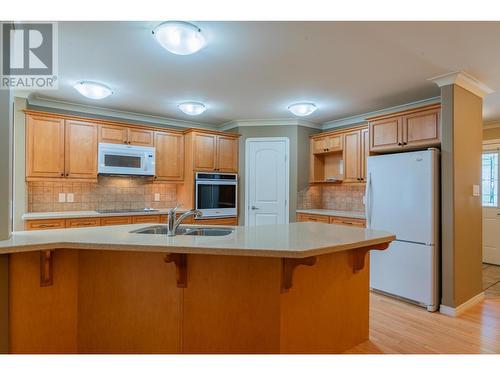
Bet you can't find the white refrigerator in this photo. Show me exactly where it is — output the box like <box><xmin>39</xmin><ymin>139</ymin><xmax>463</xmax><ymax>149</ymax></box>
<box><xmin>366</xmin><ymin>149</ymin><xmax>439</xmax><ymax>312</ymax></box>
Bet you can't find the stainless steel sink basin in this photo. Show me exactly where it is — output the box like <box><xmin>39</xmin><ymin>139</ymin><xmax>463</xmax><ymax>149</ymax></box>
<box><xmin>130</xmin><ymin>225</ymin><xmax>233</xmax><ymax>236</ymax></box>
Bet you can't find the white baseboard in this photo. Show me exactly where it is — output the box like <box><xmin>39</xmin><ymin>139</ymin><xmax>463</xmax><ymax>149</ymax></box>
<box><xmin>439</xmin><ymin>292</ymin><xmax>485</xmax><ymax>317</ymax></box>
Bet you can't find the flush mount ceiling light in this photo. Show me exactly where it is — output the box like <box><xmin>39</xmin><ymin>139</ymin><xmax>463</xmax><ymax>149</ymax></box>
<box><xmin>153</xmin><ymin>21</ymin><xmax>206</xmax><ymax>55</ymax></box>
<box><xmin>73</xmin><ymin>81</ymin><xmax>113</xmax><ymax>100</ymax></box>
<box><xmin>177</xmin><ymin>102</ymin><xmax>207</xmax><ymax>116</ymax></box>
<box><xmin>288</xmin><ymin>102</ymin><xmax>317</xmax><ymax>117</ymax></box>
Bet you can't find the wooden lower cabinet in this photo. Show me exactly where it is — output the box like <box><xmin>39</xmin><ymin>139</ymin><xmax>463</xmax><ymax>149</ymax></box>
<box><xmin>297</xmin><ymin>213</ymin><xmax>366</xmax><ymax>228</ymax></box>
<box><xmin>24</xmin><ymin>215</ymin><xmax>238</xmax><ymax>230</ymax></box>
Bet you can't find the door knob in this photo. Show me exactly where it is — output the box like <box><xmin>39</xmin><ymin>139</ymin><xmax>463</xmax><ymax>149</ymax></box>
<box><xmin>251</xmin><ymin>206</ymin><xmax>259</xmax><ymax>210</ymax></box>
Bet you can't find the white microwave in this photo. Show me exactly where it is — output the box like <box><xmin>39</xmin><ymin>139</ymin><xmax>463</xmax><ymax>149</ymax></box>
<box><xmin>98</xmin><ymin>143</ymin><xmax>155</xmax><ymax>177</ymax></box>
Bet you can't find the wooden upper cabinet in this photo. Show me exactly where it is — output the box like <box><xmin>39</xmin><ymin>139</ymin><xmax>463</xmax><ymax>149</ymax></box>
<box><xmin>361</xmin><ymin>128</ymin><xmax>369</xmax><ymax>181</ymax></box>
<box><xmin>99</xmin><ymin>124</ymin><xmax>128</xmax><ymax>144</ymax></box>
<box><xmin>216</xmin><ymin>136</ymin><xmax>238</xmax><ymax>172</ymax></box>
<box><xmin>155</xmin><ymin>131</ymin><xmax>184</xmax><ymax>181</ymax></box>
<box><xmin>312</xmin><ymin>134</ymin><xmax>343</xmax><ymax>154</ymax></box>
<box><xmin>26</xmin><ymin>115</ymin><xmax>66</xmax><ymax>178</ymax></box>
<box><xmin>402</xmin><ymin>108</ymin><xmax>440</xmax><ymax>149</ymax></box>
<box><xmin>127</xmin><ymin>128</ymin><xmax>154</xmax><ymax>146</ymax></box>
<box><xmin>193</xmin><ymin>133</ymin><xmax>217</xmax><ymax>171</ymax></box>
<box><xmin>98</xmin><ymin>124</ymin><xmax>154</xmax><ymax>146</ymax></box>
<box><xmin>369</xmin><ymin>104</ymin><xmax>441</xmax><ymax>153</ymax></box>
<box><xmin>369</xmin><ymin>116</ymin><xmax>402</xmax><ymax>152</ymax></box>
<box><xmin>64</xmin><ymin>120</ymin><xmax>98</xmax><ymax>179</ymax></box>
<box><xmin>343</xmin><ymin>130</ymin><xmax>361</xmax><ymax>182</ymax></box>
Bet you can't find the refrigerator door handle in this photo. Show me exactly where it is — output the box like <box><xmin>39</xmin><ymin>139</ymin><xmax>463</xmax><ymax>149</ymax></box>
<box><xmin>366</xmin><ymin>172</ymin><xmax>372</xmax><ymax>228</ymax></box>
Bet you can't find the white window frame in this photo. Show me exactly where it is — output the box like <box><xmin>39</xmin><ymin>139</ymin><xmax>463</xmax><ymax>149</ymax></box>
<box><xmin>482</xmin><ymin>139</ymin><xmax>500</xmax><ymax>208</ymax></box>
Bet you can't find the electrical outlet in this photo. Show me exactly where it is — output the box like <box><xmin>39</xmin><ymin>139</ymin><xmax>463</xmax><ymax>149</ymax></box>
<box><xmin>473</xmin><ymin>184</ymin><xmax>480</xmax><ymax>197</ymax></box>
<box><xmin>58</xmin><ymin>193</ymin><xmax>66</xmax><ymax>203</ymax></box>
<box><xmin>67</xmin><ymin>193</ymin><xmax>74</xmax><ymax>203</ymax></box>
<box><xmin>154</xmin><ymin>193</ymin><xmax>161</xmax><ymax>202</ymax></box>
<box><xmin>362</xmin><ymin>195</ymin><xmax>366</xmax><ymax>205</ymax></box>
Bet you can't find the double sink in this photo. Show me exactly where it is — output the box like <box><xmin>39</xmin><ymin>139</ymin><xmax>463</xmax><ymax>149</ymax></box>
<box><xmin>131</xmin><ymin>225</ymin><xmax>234</xmax><ymax>237</ymax></box>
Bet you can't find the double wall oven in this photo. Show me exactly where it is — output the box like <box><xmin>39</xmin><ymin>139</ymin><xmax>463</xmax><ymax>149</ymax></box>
<box><xmin>195</xmin><ymin>173</ymin><xmax>238</xmax><ymax>218</ymax></box>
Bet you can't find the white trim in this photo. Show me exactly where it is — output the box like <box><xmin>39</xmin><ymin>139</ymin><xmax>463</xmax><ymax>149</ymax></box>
<box><xmin>244</xmin><ymin>137</ymin><xmax>290</xmax><ymax>226</ymax></box>
<box><xmin>219</xmin><ymin>118</ymin><xmax>321</xmax><ymax>131</ymax></box>
<box><xmin>28</xmin><ymin>95</ymin><xmax>214</xmax><ymax>130</ymax></box>
<box><xmin>428</xmin><ymin>71</ymin><xmax>494</xmax><ymax>98</ymax></box>
<box><xmin>322</xmin><ymin>96</ymin><xmax>441</xmax><ymax>130</ymax></box>
<box><xmin>439</xmin><ymin>292</ymin><xmax>484</xmax><ymax>317</ymax></box>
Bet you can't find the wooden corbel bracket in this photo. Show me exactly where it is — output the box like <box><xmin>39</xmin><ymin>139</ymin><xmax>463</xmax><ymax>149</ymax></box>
<box><xmin>352</xmin><ymin>242</ymin><xmax>390</xmax><ymax>273</ymax></box>
<box><xmin>281</xmin><ymin>256</ymin><xmax>317</xmax><ymax>293</ymax></box>
<box><xmin>164</xmin><ymin>253</ymin><xmax>187</xmax><ymax>288</ymax></box>
<box><xmin>40</xmin><ymin>250</ymin><xmax>54</xmax><ymax>287</ymax></box>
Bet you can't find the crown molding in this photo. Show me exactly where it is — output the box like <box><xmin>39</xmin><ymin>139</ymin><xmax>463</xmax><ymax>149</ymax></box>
<box><xmin>428</xmin><ymin>71</ymin><xmax>494</xmax><ymax>98</ymax></box>
<box><xmin>217</xmin><ymin>118</ymin><xmax>322</xmax><ymax>131</ymax></box>
<box><xmin>27</xmin><ymin>95</ymin><xmax>215</xmax><ymax>130</ymax></box>
<box><xmin>322</xmin><ymin>96</ymin><xmax>441</xmax><ymax>130</ymax></box>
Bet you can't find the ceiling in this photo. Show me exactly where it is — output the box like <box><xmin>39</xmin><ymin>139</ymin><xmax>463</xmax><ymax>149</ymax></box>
<box><xmin>27</xmin><ymin>21</ymin><xmax>500</xmax><ymax>125</ymax></box>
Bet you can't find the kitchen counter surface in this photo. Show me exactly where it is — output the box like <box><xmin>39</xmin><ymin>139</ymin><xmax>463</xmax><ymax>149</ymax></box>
<box><xmin>296</xmin><ymin>209</ymin><xmax>366</xmax><ymax>219</ymax></box>
<box><xmin>22</xmin><ymin>209</ymin><xmax>188</xmax><ymax>220</ymax></box>
<box><xmin>0</xmin><ymin>222</ymin><xmax>394</xmax><ymax>258</ymax></box>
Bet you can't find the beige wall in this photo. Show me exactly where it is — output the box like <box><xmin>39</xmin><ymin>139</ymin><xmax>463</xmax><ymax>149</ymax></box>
<box><xmin>230</xmin><ymin>125</ymin><xmax>320</xmax><ymax>225</ymax></box>
<box><xmin>441</xmin><ymin>84</ymin><xmax>483</xmax><ymax>308</ymax></box>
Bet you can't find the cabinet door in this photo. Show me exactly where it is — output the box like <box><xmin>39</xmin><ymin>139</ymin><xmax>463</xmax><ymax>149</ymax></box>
<box><xmin>329</xmin><ymin>216</ymin><xmax>366</xmax><ymax>227</ymax></box>
<box><xmin>26</xmin><ymin>115</ymin><xmax>65</xmax><ymax>178</ymax></box>
<box><xmin>66</xmin><ymin>217</ymin><xmax>100</xmax><ymax>228</ymax></box>
<box><xmin>327</xmin><ymin>134</ymin><xmax>343</xmax><ymax>152</ymax></box>
<box><xmin>360</xmin><ymin>128</ymin><xmax>369</xmax><ymax>181</ymax></box>
<box><xmin>99</xmin><ymin>124</ymin><xmax>128</xmax><ymax>145</ymax></box>
<box><xmin>296</xmin><ymin>213</ymin><xmax>329</xmax><ymax>223</ymax></box>
<box><xmin>312</xmin><ymin>137</ymin><xmax>327</xmax><ymax>154</ymax></box>
<box><xmin>64</xmin><ymin>120</ymin><xmax>98</xmax><ymax>179</ymax></box>
<box><xmin>155</xmin><ymin>131</ymin><xmax>184</xmax><ymax>181</ymax></box>
<box><xmin>128</xmin><ymin>128</ymin><xmax>154</xmax><ymax>146</ymax></box>
<box><xmin>131</xmin><ymin>215</ymin><xmax>161</xmax><ymax>224</ymax></box>
<box><xmin>369</xmin><ymin>116</ymin><xmax>402</xmax><ymax>152</ymax></box>
<box><xmin>343</xmin><ymin>130</ymin><xmax>361</xmax><ymax>182</ymax></box>
<box><xmin>100</xmin><ymin>216</ymin><xmax>132</xmax><ymax>226</ymax></box>
<box><xmin>402</xmin><ymin>108</ymin><xmax>440</xmax><ymax>149</ymax></box>
<box><xmin>193</xmin><ymin>133</ymin><xmax>217</xmax><ymax>171</ymax></box>
<box><xmin>25</xmin><ymin>219</ymin><xmax>66</xmax><ymax>231</ymax></box>
<box><xmin>216</xmin><ymin>136</ymin><xmax>238</xmax><ymax>172</ymax></box>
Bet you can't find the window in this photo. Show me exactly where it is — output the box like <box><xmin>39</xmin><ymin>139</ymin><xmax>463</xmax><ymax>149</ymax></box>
<box><xmin>482</xmin><ymin>152</ymin><xmax>498</xmax><ymax>207</ymax></box>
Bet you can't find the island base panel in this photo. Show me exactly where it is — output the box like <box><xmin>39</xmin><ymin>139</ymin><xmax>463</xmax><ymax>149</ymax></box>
<box><xmin>8</xmin><ymin>249</ymin><xmax>371</xmax><ymax>353</ymax></box>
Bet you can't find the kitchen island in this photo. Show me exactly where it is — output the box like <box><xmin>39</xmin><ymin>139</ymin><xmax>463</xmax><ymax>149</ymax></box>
<box><xmin>0</xmin><ymin>222</ymin><xmax>394</xmax><ymax>354</ymax></box>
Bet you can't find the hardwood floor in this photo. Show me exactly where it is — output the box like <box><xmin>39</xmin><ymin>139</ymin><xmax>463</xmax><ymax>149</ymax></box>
<box><xmin>483</xmin><ymin>263</ymin><xmax>500</xmax><ymax>296</ymax></box>
<box><xmin>346</xmin><ymin>292</ymin><xmax>500</xmax><ymax>354</ymax></box>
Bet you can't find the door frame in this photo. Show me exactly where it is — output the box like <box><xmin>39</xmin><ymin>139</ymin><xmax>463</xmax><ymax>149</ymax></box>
<box><xmin>244</xmin><ymin>137</ymin><xmax>290</xmax><ymax>226</ymax></box>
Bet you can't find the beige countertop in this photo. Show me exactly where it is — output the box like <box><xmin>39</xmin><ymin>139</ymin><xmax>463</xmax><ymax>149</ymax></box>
<box><xmin>0</xmin><ymin>222</ymin><xmax>394</xmax><ymax>258</ymax></box>
<box><xmin>296</xmin><ymin>209</ymin><xmax>366</xmax><ymax>219</ymax></box>
<box><xmin>22</xmin><ymin>209</ymin><xmax>187</xmax><ymax>220</ymax></box>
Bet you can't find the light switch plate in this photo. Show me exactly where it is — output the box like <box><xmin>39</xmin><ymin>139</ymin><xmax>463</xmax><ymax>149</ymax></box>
<box><xmin>58</xmin><ymin>193</ymin><xmax>66</xmax><ymax>203</ymax></box>
<box><xmin>67</xmin><ymin>193</ymin><xmax>74</xmax><ymax>203</ymax></box>
<box><xmin>473</xmin><ymin>184</ymin><xmax>480</xmax><ymax>197</ymax></box>
<box><xmin>154</xmin><ymin>193</ymin><xmax>161</xmax><ymax>202</ymax></box>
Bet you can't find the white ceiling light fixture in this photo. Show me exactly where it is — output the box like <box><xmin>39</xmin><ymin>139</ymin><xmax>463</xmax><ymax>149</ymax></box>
<box><xmin>177</xmin><ymin>102</ymin><xmax>207</xmax><ymax>116</ymax></box>
<box><xmin>73</xmin><ymin>81</ymin><xmax>113</xmax><ymax>100</ymax></box>
<box><xmin>153</xmin><ymin>21</ymin><xmax>206</xmax><ymax>55</ymax></box>
<box><xmin>288</xmin><ymin>102</ymin><xmax>317</xmax><ymax>117</ymax></box>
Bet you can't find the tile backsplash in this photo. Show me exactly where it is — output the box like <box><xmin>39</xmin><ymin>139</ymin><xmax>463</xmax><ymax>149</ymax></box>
<box><xmin>28</xmin><ymin>176</ymin><xmax>177</xmax><ymax>212</ymax></box>
<box><xmin>298</xmin><ymin>184</ymin><xmax>365</xmax><ymax>212</ymax></box>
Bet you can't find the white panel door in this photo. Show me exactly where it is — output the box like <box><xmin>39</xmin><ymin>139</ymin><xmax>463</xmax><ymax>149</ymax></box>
<box><xmin>246</xmin><ymin>138</ymin><xmax>289</xmax><ymax>226</ymax></box>
<box><xmin>367</xmin><ymin>149</ymin><xmax>438</xmax><ymax>244</ymax></box>
<box><xmin>483</xmin><ymin>207</ymin><xmax>500</xmax><ymax>265</ymax></box>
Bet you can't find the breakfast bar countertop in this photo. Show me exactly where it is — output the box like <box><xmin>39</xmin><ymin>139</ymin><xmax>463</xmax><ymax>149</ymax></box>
<box><xmin>0</xmin><ymin>222</ymin><xmax>394</xmax><ymax>258</ymax></box>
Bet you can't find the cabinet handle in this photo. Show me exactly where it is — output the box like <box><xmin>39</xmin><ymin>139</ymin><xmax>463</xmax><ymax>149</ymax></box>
<box><xmin>403</xmin><ymin>142</ymin><xmax>407</xmax><ymax>145</ymax></box>
<box><xmin>398</xmin><ymin>142</ymin><xmax>403</xmax><ymax>146</ymax></box>
<box><xmin>65</xmin><ymin>173</ymin><xmax>69</xmax><ymax>177</ymax></box>
<box><xmin>60</xmin><ymin>173</ymin><xmax>64</xmax><ymax>177</ymax></box>
<box><xmin>341</xmin><ymin>221</ymin><xmax>354</xmax><ymax>225</ymax></box>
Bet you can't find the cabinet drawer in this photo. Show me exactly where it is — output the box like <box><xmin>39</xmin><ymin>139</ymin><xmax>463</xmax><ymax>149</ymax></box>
<box><xmin>329</xmin><ymin>216</ymin><xmax>366</xmax><ymax>227</ymax></box>
<box><xmin>25</xmin><ymin>219</ymin><xmax>66</xmax><ymax>231</ymax></box>
<box><xmin>194</xmin><ymin>217</ymin><xmax>238</xmax><ymax>226</ymax></box>
<box><xmin>66</xmin><ymin>217</ymin><xmax>100</xmax><ymax>228</ymax></box>
<box><xmin>132</xmin><ymin>215</ymin><xmax>161</xmax><ymax>224</ymax></box>
<box><xmin>296</xmin><ymin>213</ymin><xmax>329</xmax><ymax>223</ymax></box>
<box><xmin>100</xmin><ymin>216</ymin><xmax>132</xmax><ymax>226</ymax></box>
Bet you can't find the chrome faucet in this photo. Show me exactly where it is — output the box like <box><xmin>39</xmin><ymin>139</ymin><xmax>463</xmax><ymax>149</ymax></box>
<box><xmin>166</xmin><ymin>206</ymin><xmax>203</xmax><ymax>236</ymax></box>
